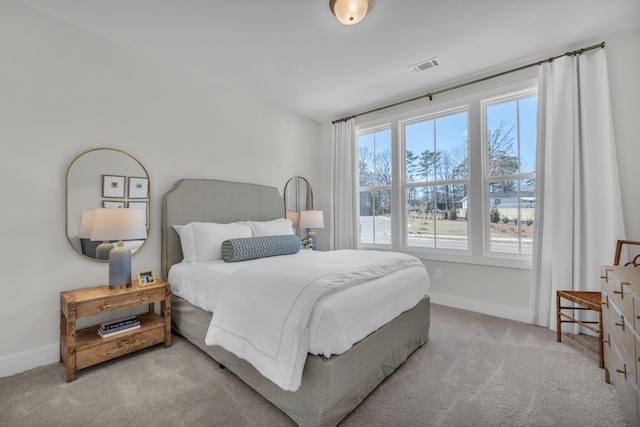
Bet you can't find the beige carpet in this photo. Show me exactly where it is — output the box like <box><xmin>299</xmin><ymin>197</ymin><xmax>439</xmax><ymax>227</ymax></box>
<box><xmin>0</xmin><ymin>304</ymin><xmax>629</xmax><ymax>427</ymax></box>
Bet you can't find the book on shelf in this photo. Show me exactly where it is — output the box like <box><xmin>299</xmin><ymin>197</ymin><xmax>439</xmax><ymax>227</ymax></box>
<box><xmin>98</xmin><ymin>324</ymin><xmax>141</xmax><ymax>338</ymax></box>
<box><xmin>100</xmin><ymin>315</ymin><xmax>139</xmax><ymax>330</ymax></box>
<box><xmin>98</xmin><ymin>319</ymin><xmax>141</xmax><ymax>334</ymax></box>
<box><xmin>101</xmin><ymin>319</ymin><xmax>139</xmax><ymax>332</ymax></box>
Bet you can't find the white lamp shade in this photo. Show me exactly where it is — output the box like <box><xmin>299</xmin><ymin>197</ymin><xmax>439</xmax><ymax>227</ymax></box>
<box><xmin>330</xmin><ymin>0</ymin><xmax>372</xmax><ymax>25</ymax></box>
<box><xmin>299</xmin><ymin>210</ymin><xmax>325</xmax><ymax>229</ymax></box>
<box><xmin>286</xmin><ymin>210</ymin><xmax>300</xmax><ymax>229</ymax></box>
<box><xmin>90</xmin><ymin>208</ymin><xmax>147</xmax><ymax>242</ymax></box>
<box><xmin>78</xmin><ymin>209</ymin><xmax>95</xmax><ymax>239</ymax></box>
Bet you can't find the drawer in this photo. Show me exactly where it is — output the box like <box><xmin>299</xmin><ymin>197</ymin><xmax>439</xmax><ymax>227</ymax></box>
<box><xmin>635</xmin><ymin>336</ymin><xmax>640</xmax><ymax>387</ymax></box>
<box><xmin>604</xmin><ymin>337</ymin><xmax>639</xmax><ymax>424</ymax></box>
<box><xmin>635</xmin><ymin>297</ymin><xmax>640</xmax><ymax>335</ymax></box>
<box><xmin>603</xmin><ymin>269</ymin><xmax>634</xmax><ymax>318</ymax></box>
<box><xmin>76</xmin><ymin>327</ymin><xmax>165</xmax><ymax>369</ymax></box>
<box><xmin>603</xmin><ymin>298</ymin><xmax>637</xmax><ymax>381</ymax></box>
<box><xmin>76</xmin><ymin>288</ymin><xmax>166</xmax><ymax>317</ymax></box>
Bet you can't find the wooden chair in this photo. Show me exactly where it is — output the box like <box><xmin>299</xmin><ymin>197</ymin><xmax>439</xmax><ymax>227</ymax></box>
<box><xmin>556</xmin><ymin>240</ymin><xmax>640</xmax><ymax>368</ymax></box>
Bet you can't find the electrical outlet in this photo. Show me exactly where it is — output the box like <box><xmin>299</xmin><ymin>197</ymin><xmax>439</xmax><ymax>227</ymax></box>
<box><xmin>435</xmin><ymin>268</ymin><xmax>443</xmax><ymax>280</ymax></box>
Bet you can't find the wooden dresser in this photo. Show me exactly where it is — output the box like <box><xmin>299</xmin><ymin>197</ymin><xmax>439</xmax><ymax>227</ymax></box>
<box><xmin>602</xmin><ymin>265</ymin><xmax>640</xmax><ymax>426</ymax></box>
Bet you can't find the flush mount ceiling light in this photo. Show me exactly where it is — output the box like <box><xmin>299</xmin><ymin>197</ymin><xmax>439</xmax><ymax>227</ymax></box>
<box><xmin>330</xmin><ymin>0</ymin><xmax>372</xmax><ymax>25</ymax></box>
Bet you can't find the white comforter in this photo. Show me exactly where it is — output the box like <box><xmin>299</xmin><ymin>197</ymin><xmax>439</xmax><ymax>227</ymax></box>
<box><xmin>204</xmin><ymin>250</ymin><xmax>425</xmax><ymax>391</ymax></box>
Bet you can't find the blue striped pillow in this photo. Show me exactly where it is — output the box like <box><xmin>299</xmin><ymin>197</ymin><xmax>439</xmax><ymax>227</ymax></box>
<box><xmin>221</xmin><ymin>235</ymin><xmax>301</xmax><ymax>263</ymax></box>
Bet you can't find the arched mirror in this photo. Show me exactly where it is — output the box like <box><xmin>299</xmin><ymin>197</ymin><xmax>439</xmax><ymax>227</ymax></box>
<box><xmin>284</xmin><ymin>176</ymin><xmax>313</xmax><ymax>237</ymax></box>
<box><xmin>66</xmin><ymin>148</ymin><xmax>150</xmax><ymax>261</ymax></box>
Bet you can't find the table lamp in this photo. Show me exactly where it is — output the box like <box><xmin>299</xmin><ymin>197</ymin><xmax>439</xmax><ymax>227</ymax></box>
<box><xmin>78</xmin><ymin>209</ymin><xmax>95</xmax><ymax>256</ymax></box>
<box><xmin>299</xmin><ymin>210</ymin><xmax>324</xmax><ymax>250</ymax></box>
<box><xmin>90</xmin><ymin>208</ymin><xmax>147</xmax><ymax>288</ymax></box>
<box><xmin>286</xmin><ymin>210</ymin><xmax>300</xmax><ymax>237</ymax></box>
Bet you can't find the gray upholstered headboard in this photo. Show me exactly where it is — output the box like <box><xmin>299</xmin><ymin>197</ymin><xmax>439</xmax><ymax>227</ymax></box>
<box><xmin>161</xmin><ymin>179</ymin><xmax>285</xmax><ymax>280</ymax></box>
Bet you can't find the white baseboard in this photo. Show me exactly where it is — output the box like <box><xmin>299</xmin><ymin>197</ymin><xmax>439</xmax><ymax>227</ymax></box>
<box><xmin>0</xmin><ymin>344</ymin><xmax>59</xmax><ymax>378</ymax></box>
<box><xmin>429</xmin><ymin>292</ymin><xmax>530</xmax><ymax>323</ymax></box>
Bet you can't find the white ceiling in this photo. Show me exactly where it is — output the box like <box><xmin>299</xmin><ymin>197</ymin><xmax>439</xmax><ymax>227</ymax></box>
<box><xmin>16</xmin><ymin>0</ymin><xmax>640</xmax><ymax>122</ymax></box>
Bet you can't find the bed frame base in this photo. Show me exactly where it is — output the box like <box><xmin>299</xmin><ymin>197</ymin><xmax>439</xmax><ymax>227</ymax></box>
<box><xmin>171</xmin><ymin>294</ymin><xmax>430</xmax><ymax>427</ymax></box>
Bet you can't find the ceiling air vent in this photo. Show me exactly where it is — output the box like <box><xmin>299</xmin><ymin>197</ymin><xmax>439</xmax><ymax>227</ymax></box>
<box><xmin>409</xmin><ymin>57</ymin><xmax>440</xmax><ymax>73</ymax></box>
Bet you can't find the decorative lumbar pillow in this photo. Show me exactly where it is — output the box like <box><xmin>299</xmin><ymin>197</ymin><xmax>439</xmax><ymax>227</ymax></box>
<box><xmin>221</xmin><ymin>235</ymin><xmax>301</xmax><ymax>263</ymax></box>
<box><xmin>246</xmin><ymin>218</ymin><xmax>294</xmax><ymax>237</ymax></box>
<box><xmin>191</xmin><ymin>222</ymin><xmax>253</xmax><ymax>262</ymax></box>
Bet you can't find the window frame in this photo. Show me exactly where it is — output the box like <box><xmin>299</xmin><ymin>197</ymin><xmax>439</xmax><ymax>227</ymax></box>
<box><xmin>481</xmin><ymin>88</ymin><xmax>538</xmax><ymax>259</ymax></box>
<box><xmin>356</xmin><ymin>124</ymin><xmax>393</xmax><ymax>248</ymax></box>
<box><xmin>355</xmin><ymin>78</ymin><xmax>538</xmax><ymax>269</ymax></box>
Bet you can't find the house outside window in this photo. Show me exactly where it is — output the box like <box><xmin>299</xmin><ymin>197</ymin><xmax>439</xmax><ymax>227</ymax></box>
<box><xmin>356</xmin><ymin>79</ymin><xmax>537</xmax><ymax>268</ymax></box>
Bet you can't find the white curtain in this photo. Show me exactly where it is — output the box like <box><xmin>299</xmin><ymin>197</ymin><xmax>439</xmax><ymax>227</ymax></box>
<box><xmin>330</xmin><ymin>118</ymin><xmax>358</xmax><ymax>250</ymax></box>
<box><xmin>530</xmin><ymin>48</ymin><xmax>625</xmax><ymax>329</ymax></box>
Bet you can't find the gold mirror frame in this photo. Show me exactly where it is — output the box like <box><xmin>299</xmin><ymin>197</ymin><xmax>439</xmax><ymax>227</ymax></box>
<box><xmin>66</xmin><ymin>148</ymin><xmax>150</xmax><ymax>262</ymax></box>
<box><xmin>284</xmin><ymin>176</ymin><xmax>313</xmax><ymax>237</ymax></box>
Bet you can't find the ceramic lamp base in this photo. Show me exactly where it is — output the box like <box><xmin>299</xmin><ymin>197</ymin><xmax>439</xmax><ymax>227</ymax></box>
<box><xmin>96</xmin><ymin>241</ymin><xmax>113</xmax><ymax>261</ymax></box>
<box><xmin>109</xmin><ymin>242</ymin><xmax>132</xmax><ymax>288</ymax></box>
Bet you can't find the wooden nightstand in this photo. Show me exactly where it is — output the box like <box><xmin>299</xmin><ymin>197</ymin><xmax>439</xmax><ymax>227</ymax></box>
<box><xmin>60</xmin><ymin>280</ymin><xmax>171</xmax><ymax>382</ymax></box>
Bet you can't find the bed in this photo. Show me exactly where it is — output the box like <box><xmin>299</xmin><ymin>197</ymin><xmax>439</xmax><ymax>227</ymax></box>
<box><xmin>161</xmin><ymin>179</ymin><xmax>430</xmax><ymax>427</ymax></box>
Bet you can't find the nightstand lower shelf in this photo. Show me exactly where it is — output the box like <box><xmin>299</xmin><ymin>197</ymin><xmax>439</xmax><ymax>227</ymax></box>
<box><xmin>73</xmin><ymin>313</ymin><xmax>165</xmax><ymax>370</ymax></box>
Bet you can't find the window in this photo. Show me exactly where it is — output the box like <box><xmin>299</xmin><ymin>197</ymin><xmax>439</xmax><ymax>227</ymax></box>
<box><xmin>357</xmin><ymin>128</ymin><xmax>392</xmax><ymax>245</ymax></box>
<box><xmin>485</xmin><ymin>94</ymin><xmax>537</xmax><ymax>255</ymax></box>
<box><xmin>404</xmin><ymin>108</ymin><xmax>469</xmax><ymax>250</ymax></box>
<box><xmin>356</xmin><ymin>80</ymin><xmax>537</xmax><ymax>267</ymax></box>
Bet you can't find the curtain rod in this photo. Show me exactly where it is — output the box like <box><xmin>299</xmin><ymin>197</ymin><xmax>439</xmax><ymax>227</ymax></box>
<box><xmin>332</xmin><ymin>41</ymin><xmax>605</xmax><ymax>124</ymax></box>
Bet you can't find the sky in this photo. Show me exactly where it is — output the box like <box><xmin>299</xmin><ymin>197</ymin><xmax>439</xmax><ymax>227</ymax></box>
<box><xmin>405</xmin><ymin>95</ymin><xmax>537</xmax><ymax>179</ymax></box>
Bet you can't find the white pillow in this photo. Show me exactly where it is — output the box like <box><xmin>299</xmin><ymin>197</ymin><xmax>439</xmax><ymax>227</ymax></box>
<box><xmin>191</xmin><ymin>222</ymin><xmax>253</xmax><ymax>262</ymax></box>
<box><xmin>173</xmin><ymin>224</ymin><xmax>197</xmax><ymax>263</ymax></box>
<box><xmin>247</xmin><ymin>218</ymin><xmax>294</xmax><ymax>237</ymax></box>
